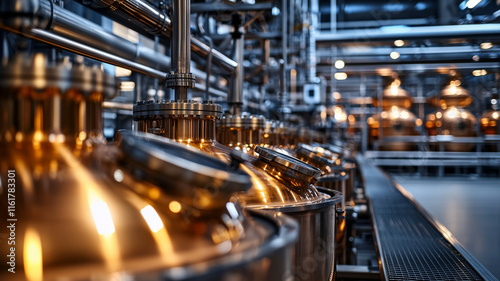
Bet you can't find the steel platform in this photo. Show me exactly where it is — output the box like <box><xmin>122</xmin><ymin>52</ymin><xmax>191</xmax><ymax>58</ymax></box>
<box><xmin>357</xmin><ymin>156</ymin><xmax>497</xmax><ymax>281</ymax></box>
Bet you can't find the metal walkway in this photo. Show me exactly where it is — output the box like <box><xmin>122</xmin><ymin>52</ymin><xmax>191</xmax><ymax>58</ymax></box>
<box><xmin>357</xmin><ymin>156</ymin><xmax>497</xmax><ymax>281</ymax></box>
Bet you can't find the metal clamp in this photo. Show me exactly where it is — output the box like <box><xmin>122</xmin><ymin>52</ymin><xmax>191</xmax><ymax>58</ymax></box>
<box><xmin>166</xmin><ymin>72</ymin><xmax>195</xmax><ymax>88</ymax></box>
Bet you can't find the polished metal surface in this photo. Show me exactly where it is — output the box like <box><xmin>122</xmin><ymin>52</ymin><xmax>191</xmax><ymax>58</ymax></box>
<box><xmin>315</xmin><ymin>23</ymin><xmax>500</xmax><ymax>43</ymax></box>
<box><xmin>74</xmin><ymin>0</ymin><xmax>237</xmax><ymax>73</ymax></box>
<box><xmin>296</xmin><ymin>143</ymin><xmax>340</xmax><ymax>174</ymax></box>
<box><xmin>255</xmin><ymin>146</ymin><xmax>323</xmax><ymax>182</ymax></box>
<box><xmin>0</xmin><ymin>53</ymin><xmax>115</xmax><ymax>142</ymax></box>
<box><xmin>229</xmin><ymin>15</ymin><xmax>245</xmax><ymax>115</ymax></box>
<box><xmin>133</xmin><ymin>100</ymin><xmax>222</xmax><ymax>142</ymax></box>
<box><xmin>0</xmin><ymin>0</ymin><xmax>170</xmax><ymax>71</ymax></box>
<box><xmin>0</xmin><ymin>55</ymin><xmax>299</xmax><ymax>281</ymax></box>
<box><xmin>237</xmin><ymin>148</ymin><xmax>341</xmax><ymax>281</ymax></box>
<box><xmin>217</xmin><ymin>114</ymin><xmax>266</xmax><ymax>152</ymax></box>
<box><xmin>168</xmin><ymin>0</ymin><xmax>195</xmax><ymax>100</ymax></box>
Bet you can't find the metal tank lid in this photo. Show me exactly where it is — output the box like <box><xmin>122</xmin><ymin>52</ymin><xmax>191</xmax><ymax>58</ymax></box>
<box><xmin>233</xmin><ymin>145</ymin><xmax>326</xmax><ymax>208</ymax></box>
<box><xmin>116</xmin><ymin>130</ymin><xmax>251</xmax><ymax>210</ymax></box>
<box><xmin>296</xmin><ymin>143</ymin><xmax>339</xmax><ymax>174</ymax></box>
<box><xmin>133</xmin><ymin>99</ymin><xmax>223</xmax><ymax>119</ymax></box>
<box><xmin>0</xmin><ymin>134</ymin><xmax>295</xmax><ymax>280</ymax></box>
<box><xmin>255</xmin><ymin>146</ymin><xmax>322</xmax><ymax>183</ymax></box>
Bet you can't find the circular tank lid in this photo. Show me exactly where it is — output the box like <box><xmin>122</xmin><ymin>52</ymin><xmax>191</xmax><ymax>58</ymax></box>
<box><xmin>255</xmin><ymin>146</ymin><xmax>322</xmax><ymax>183</ymax></box>
<box><xmin>133</xmin><ymin>99</ymin><xmax>223</xmax><ymax>119</ymax></box>
<box><xmin>296</xmin><ymin>143</ymin><xmax>336</xmax><ymax>167</ymax></box>
<box><xmin>116</xmin><ymin>130</ymin><xmax>252</xmax><ymax>210</ymax></box>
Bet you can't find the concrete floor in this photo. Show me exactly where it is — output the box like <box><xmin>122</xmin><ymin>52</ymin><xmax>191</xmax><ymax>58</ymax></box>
<box><xmin>392</xmin><ymin>175</ymin><xmax>500</xmax><ymax>280</ymax></box>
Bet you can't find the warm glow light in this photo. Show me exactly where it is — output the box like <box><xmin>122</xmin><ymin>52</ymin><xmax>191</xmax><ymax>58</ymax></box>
<box><xmin>394</xmin><ymin>40</ymin><xmax>405</xmax><ymax>47</ymax></box>
<box><xmin>169</xmin><ymin>201</ymin><xmax>182</xmax><ymax>213</ymax></box>
<box><xmin>335</xmin><ymin>60</ymin><xmax>345</xmax><ymax>69</ymax></box>
<box><xmin>333</xmin><ymin>92</ymin><xmax>342</xmax><ymax>100</ymax></box>
<box><xmin>115</xmin><ymin>66</ymin><xmax>132</xmax><ymax>77</ymax></box>
<box><xmin>390</xmin><ymin>51</ymin><xmax>400</xmax><ymax>59</ymax></box>
<box><xmin>24</xmin><ymin>228</ymin><xmax>43</xmax><ymax>281</ymax></box>
<box><xmin>416</xmin><ymin>119</ymin><xmax>423</xmax><ymax>126</ymax></box>
<box><xmin>472</xmin><ymin>69</ymin><xmax>487</xmax><ymax>76</ymax></box>
<box><xmin>492</xmin><ymin>112</ymin><xmax>499</xmax><ymax>119</ymax></box>
<box><xmin>334</xmin><ymin>72</ymin><xmax>347</xmax><ymax>80</ymax></box>
<box><xmin>481</xmin><ymin>42</ymin><xmax>493</xmax><ymax>49</ymax></box>
<box><xmin>466</xmin><ymin>0</ymin><xmax>482</xmax><ymax>9</ymax></box>
<box><xmin>90</xmin><ymin>200</ymin><xmax>116</xmax><ymax>236</ymax></box>
<box><xmin>120</xmin><ymin>81</ymin><xmax>135</xmax><ymax>91</ymax></box>
<box><xmin>141</xmin><ymin>205</ymin><xmax>164</xmax><ymax>233</ymax></box>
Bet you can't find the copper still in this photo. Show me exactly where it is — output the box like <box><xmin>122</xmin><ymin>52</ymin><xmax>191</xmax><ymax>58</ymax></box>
<box><xmin>369</xmin><ymin>79</ymin><xmax>419</xmax><ymax>151</ymax></box>
<box><xmin>480</xmin><ymin>103</ymin><xmax>499</xmax><ymax>135</ymax></box>
<box><xmin>0</xmin><ymin>54</ymin><xmax>298</xmax><ymax>281</ymax></box>
<box><xmin>425</xmin><ymin>80</ymin><xmax>477</xmax><ymax>152</ymax></box>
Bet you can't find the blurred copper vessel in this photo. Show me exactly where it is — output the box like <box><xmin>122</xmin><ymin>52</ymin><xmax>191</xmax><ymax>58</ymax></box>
<box><xmin>426</xmin><ymin>80</ymin><xmax>477</xmax><ymax>151</ymax></box>
<box><xmin>369</xmin><ymin>79</ymin><xmax>419</xmax><ymax>151</ymax></box>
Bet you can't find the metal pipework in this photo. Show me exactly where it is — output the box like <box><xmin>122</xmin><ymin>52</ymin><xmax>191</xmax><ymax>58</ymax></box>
<box><xmin>167</xmin><ymin>0</ymin><xmax>195</xmax><ymax>101</ymax></box>
<box><xmin>0</xmin><ymin>0</ymin><xmax>169</xmax><ymax>71</ymax></box>
<box><xmin>75</xmin><ymin>0</ymin><xmax>237</xmax><ymax>73</ymax></box>
<box><xmin>280</xmin><ymin>0</ymin><xmax>288</xmax><ymax>107</ymax></box>
<box><xmin>229</xmin><ymin>14</ymin><xmax>244</xmax><ymax>116</ymax></box>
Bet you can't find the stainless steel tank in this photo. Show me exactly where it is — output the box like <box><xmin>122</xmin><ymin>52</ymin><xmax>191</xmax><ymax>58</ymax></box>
<box><xmin>241</xmin><ymin>146</ymin><xmax>342</xmax><ymax>281</ymax></box>
<box><xmin>294</xmin><ymin>143</ymin><xmax>350</xmax><ymax>265</ymax></box>
<box><xmin>426</xmin><ymin>81</ymin><xmax>477</xmax><ymax>152</ymax></box>
<box><xmin>215</xmin><ymin>114</ymin><xmax>342</xmax><ymax>281</ymax></box>
<box><xmin>369</xmin><ymin>80</ymin><xmax>419</xmax><ymax>151</ymax></box>
<box><xmin>0</xmin><ymin>54</ymin><xmax>298</xmax><ymax>281</ymax></box>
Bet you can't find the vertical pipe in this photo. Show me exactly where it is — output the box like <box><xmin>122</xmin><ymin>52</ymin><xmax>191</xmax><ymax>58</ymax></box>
<box><xmin>262</xmin><ymin>39</ymin><xmax>270</xmax><ymax>85</ymax></box>
<box><xmin>170</xmin><ymin>0</ymin><xmax>193</xmax><ymax>100</ymax></box>
<box><xmin>281</xmin><ymin>0</ymin><xmax>288</xmax><ymax>108</ymax></box>
<box><xmin>360</xmin><ymin>75</ymin><xmax>368</xmax><ymax>153</ymax></box>
<box><xmin>308</xmin><ymin>0</ymin><xmax>318</xmax><ymax>82</ymax></box>
<box><xmin>231</xmin><ymin>32</ymin><xmax>244</xmax><ymax>115</ymax></box>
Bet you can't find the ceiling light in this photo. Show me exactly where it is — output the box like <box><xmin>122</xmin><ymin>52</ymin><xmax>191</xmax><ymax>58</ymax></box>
<box><xmin>480</xmin><ymin>42</ymin><xmax>493</xmax><ymax>49</ymax></box>
<box><xmin>334</xmin><ymin>72</ymin><xmax>347</xmax><ymax>80</ymax></box>
<box><xmin>394</xmin><ymin>40</ymin><xmax>405</xmax><ymax>47</ymax></box>
<box><xmin>390</xmin><ymin>51</ymin><xmax>400</xmax><ymax>59</ymax></box>
<box><xmin>115</xmin><ymin>66</ymin><xmax>132</xmax><ymax>77</ymax></box>
<box><xmin>466</xmin><ymin>0</ymin><xmax>482</xmax><ymax>9</ymax></box>
<box><xmin>472</xmin><ymin>69</ymin><xmax>487</xmax><ymax>76</ymax></box>
<box><xmin>335</xmin><ymin>60</ymin><xmax>345</xmax><ymax>69</ymax></box>
<box><xmin>120</xmin><ymin>81</ymin><xmax>135</xmax><ymax>91</ymax></box>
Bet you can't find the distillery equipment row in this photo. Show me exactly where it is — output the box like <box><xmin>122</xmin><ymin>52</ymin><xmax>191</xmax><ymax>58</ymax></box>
<box><xmin>0</xmin><ymin>54</ymin><xmax>363</xmax><ymax>281</ymax></box>
<box><xmin>367</xmin><ymin>77</ymin><xmax>499</xmax><ymax>152</ymax></box>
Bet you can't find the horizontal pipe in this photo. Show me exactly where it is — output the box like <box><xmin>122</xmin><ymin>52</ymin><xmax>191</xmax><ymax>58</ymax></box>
<box><xmin>23</xmin><ymin>28</ymin><xmax>167</xmax><ymax>79</ymax></box>
<box><xmin>51</xmin><ymin>3</ymin><xmax>170</xmax><ymax>71</ymax></box>
<box><xmin>315</xmin><ymin>24</ymin><xmax>500</xmax><ymax>43</ymax></box>
<box><xmin>74</xmin><ymin>0</ymin><xmax>237</xmax><ymax>73</ymax></box>
<box><xmin>0</xmin><ymin>0</ymin><xmax>170</xmax><ymax>71</ymax></box>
